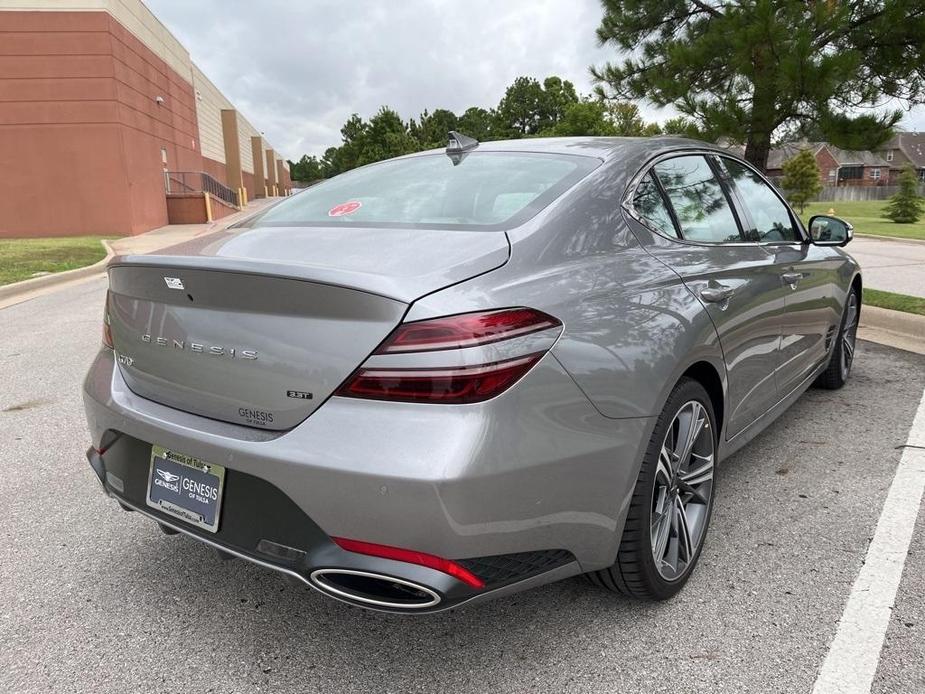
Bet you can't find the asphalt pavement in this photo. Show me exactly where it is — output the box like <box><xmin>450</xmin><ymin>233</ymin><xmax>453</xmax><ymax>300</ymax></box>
<box><xmin>1</xmin><ymin>276</ymin><xmax>924</xmax><ymax>694</ymax></box>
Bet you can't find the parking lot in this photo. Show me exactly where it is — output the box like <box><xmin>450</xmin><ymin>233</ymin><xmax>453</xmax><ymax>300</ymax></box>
<box><xmin>1</xmin><ymin>275</ymin><xmax>924</xmax><ymax>694</ymax></box>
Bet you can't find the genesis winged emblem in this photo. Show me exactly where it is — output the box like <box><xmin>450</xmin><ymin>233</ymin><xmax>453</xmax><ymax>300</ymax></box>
<box><xmin>156</xmin><ymin>469</ymin><xmax>180</xmax><ymax>483</ymax></box>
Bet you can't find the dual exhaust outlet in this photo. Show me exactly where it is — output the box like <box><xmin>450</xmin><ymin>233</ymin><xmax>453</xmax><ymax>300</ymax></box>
<box><xmin>310</xmin><ymin>568</ymin><xmax>441</xmax><ymax>610</ymax></box>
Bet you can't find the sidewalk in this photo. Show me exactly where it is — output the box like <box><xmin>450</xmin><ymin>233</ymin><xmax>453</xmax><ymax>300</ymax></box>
<box><xmin>0</xmin><ymin>197</ymin><xmax>278</xmax><ymax>309</ymax></box>
<box><xmin>110</xmin><ymin>196</ymin><xmax>277</xmax><ymax>256</ymax></box>
<box><xmin>850</xmin><ymin>235</ymin><xmax>925</xmax><ymax>299</ymax></box>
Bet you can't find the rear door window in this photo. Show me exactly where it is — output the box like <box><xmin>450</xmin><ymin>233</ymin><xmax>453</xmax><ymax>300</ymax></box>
<box><xmin>652</xmin><ymin>155</ymin><xmax>744</xmax><ymax>244</ymax></box>
<box><xmin>252</xmin><ymin>152</ymin><xmax>600</xmax><ymax>231</ymax></box>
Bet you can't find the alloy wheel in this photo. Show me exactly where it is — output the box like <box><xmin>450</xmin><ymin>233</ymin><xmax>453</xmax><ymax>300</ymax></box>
<box><xmin>841</xmin><ymin>291</ymin><xmax>859</xmax><ymax>380</ymax></box>
<box><xmin>650</xmin><ymin>400</ymin><xmax>715</xmax><ymax>581</ymax></box>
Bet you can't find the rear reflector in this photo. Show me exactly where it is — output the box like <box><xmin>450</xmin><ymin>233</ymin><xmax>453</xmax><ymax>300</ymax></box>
<box><xmin>102</xmin><ymin>291</ymin><xmax>114</xmax><ymax>349</ymax></box>
<box><xmin>332</xmin><ymin>537</ymin><xmax>485</xmax><ymax>589</ymax></box>
<box><xmin>376</xmin><ymin>307</ymin><xmax>560</xmax><ymax>353</ymax></box>
<box><xmin>336</xmin><ymin>353</ymin><xmax>543</xmax><ymax>404</ymax></box>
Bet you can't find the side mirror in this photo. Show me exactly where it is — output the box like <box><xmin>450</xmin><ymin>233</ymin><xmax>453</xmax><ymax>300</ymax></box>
<box><xmin>808</xmin><ymin>215</ymin><xmax>853</xmax><ymax>247</ymax></box>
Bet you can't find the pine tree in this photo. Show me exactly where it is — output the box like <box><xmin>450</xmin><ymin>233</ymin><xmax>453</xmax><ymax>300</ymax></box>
<box><xmin>592</xmin><ymin>1</ymin><xmax>925</xmax><ymax>171</ymax></box>
<box><xmin>885</xmin><ymin>164</ymin><xmax>924</xmax><ymax>224</ymax></box>
<box><xmin>781</xmin><ymin>149</ymin><xmax>822</xmax><ymax>214</ymax></box>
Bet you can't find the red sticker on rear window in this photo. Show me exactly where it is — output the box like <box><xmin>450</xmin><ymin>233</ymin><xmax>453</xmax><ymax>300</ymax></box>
<box><xmin>328</xmin><ymin>201</ymin><xmax>362</xmax><ymax>217</ymax></box>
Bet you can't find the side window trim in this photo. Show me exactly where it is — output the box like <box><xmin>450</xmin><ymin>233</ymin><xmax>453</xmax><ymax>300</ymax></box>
<box><xmin>633</xmin><ymin>152</ymin><xmax>751</xmax><ymax>246</ymax></box>
<box><xmin>648</xmin><ymin>170</ymin><xmax>683</xmax><ymax>239</ymax></box>
<box><xmin>704</xmin><ymin>155</ymin><xmax>750</xmax><ymax>244</ymax></box>
<box><xmin>716</xmin><ymin>154</ymin><xmax>807</xmax><ymax>245</ymax></box>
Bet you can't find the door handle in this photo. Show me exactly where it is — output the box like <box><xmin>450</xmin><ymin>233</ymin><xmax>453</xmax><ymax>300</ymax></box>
<box><xmin>781</xmin><ymin>272</ymin><xmax>803</xmax><ymax>286</ymax></box>
<box><xmin>700</xmin><ymin>285</ymin><xmax>735</xmax><ymax>303</ymax></box>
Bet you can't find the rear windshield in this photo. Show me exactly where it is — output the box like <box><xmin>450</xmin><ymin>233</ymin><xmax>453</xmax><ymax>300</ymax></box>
<box><xmin>250</xmin><ymin>152</ymin><xmax>600</xmax><ymax>231</ymax></box>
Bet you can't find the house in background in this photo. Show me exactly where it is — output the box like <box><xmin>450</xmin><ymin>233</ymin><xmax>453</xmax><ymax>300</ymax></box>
<box><xmin>763</xmin><ymin>142</ymin><xmax>891</xmax><ymax>187</ymax></box>
<box><xmin>876</xmin><ymin>132</ymin><xmax>925</xmax><ymax>183</ymax></box>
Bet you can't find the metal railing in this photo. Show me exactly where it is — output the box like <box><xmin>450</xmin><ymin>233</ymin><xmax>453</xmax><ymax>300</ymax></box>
<box><xmin>164</xmin><ymin>171</ymin><xmax>239</xmax><ymax>207</ymax></box>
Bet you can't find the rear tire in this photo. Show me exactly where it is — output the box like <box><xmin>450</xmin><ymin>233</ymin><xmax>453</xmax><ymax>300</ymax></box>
<box><xmin>815</xmin><ymin>288</ymin><xmax>859</xmax><ymax>390</ymax></box>
<box><xmin>590</xmin><ymin>377</ymin><xmax>716</xmax><ymax>600</ymax></box>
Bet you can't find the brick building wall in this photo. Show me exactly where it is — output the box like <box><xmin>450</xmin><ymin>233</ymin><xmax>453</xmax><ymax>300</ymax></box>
<box><xmin>0</xmin><ymin>1</ymin><xmax>290</xmax><ymax>238</ymax></box>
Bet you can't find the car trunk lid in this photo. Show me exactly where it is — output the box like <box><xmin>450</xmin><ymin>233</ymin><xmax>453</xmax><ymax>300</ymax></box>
<box><xmin>106</xmin><ymin>225</ymin><xmax>509</xmax><ymax>430</ymax></box>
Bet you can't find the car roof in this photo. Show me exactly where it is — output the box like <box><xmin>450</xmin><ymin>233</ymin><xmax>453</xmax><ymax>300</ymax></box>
<box><xmin>405</xmin><ymin>136</ymin><xmax>717</xmax><ymax>162</ymax></box>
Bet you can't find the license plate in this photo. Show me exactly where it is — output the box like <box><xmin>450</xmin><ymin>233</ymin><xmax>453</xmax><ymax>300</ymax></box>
<box><xmin>145</xmin><ymin>445</ymin><xmax>225</xmax><ymax>533</ymax></box>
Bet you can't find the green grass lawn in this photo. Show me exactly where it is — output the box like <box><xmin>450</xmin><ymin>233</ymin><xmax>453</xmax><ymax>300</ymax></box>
<box><xmin>863</xmin><ymin>288</ymin><xmax>925</xmax><ymax>317</ymax></box>
<box><xmin>0</xmin><ymin>236</ymin><xmax>113</xmax><ymax>286</ymax></box>
<box><xmin>798</xmin><ymin>200</ymin><xmax>925</xmax><ymax>241</ymax></box>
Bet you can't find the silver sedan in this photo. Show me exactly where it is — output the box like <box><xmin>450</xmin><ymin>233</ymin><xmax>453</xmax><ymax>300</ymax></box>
<box><xmin>82</xmin><ymin>134</ymin><xmax>860</xmax><ymax>612</ymax></box>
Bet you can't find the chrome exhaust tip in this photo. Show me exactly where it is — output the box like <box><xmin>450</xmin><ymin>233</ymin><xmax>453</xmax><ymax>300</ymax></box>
<box><xmin>310</xmin><ymin>568</ymin><xmax>441</xmax><ymax>610</ymax></box>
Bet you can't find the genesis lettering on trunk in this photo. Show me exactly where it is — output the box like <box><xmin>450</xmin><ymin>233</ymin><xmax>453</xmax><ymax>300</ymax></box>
<box><xmin>141</xmin><ymin>334</ymin><xmax>258</xmax><ymax>360</ymax></box>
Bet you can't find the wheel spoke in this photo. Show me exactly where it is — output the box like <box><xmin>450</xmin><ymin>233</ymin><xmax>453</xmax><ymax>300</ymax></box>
<box><xmin>843</xmin><ymin>334</ymin><xmax>855</xmax><ymax>360</ymax></box>
<box><xmin>656</xmin><ymin>445</ymin><xmax>673</xmax><ymax>484</ymax></box>
<box><xmin>674</xmin><ymin>403</ymin><xmax>705</xmax><ymax>472</ymax></box>
<box><xmin>675</xmin><ymin>496</ymin><xmax>694</xmax><ymax>564</ymax></box>
<box><xmin>678</xmin><ymin>454</ymin><xmax>714</xmax><ymax>502</ymax></box>
<box><xmin>651</xmin><ymin>505</ymin><xmax>671</xmax><ymax>562</ymax></box>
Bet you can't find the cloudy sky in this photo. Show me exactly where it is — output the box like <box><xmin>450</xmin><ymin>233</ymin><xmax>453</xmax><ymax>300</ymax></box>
<box><xmin>146</xmin><ymin>0</ymin><xmax>925</xmax><ymax>161</ymax></box>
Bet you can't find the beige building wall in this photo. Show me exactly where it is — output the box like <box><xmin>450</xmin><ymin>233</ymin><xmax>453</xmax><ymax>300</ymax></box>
<box><xmin>238</xmin><ymin>116</ymin><xmax>260</xmax><ymax>174</ymax></box>
<box><xmin>191</xmin><ymin>63</ymin><xmax>232</xmax><ymax>165</ymax></box>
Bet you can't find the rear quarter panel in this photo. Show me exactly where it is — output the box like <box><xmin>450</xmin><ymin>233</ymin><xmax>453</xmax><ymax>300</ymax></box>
<box><xmin>406</xmin><ymin>158</ymin><xmax>727</xmax><ymax>424</ymax></box>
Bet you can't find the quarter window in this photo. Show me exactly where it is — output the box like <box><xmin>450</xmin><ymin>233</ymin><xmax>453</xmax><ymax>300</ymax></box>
<box><xmin>652</xmin><ymin>156</ymin><xmax>742</xmax><ymax>243</ymax></box>
<box><xmin>723</xmin><ymin>159</ymin><xmax>799</xmax><ymax>243</ymax></box>
<box><xmin>631</xmin><ymin>172</ymin><xmax>678</xmax><ymax>238</ymax></box>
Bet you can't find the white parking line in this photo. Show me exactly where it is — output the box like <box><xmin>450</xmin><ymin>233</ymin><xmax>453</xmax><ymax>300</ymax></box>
<box><xmin>813</xmin><ymin>387</ymin><xmax>925</xmax><ymax>694</ymax></box>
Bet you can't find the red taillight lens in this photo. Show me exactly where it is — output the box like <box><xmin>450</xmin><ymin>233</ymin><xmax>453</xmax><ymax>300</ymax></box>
<box><xmin>102</xmin><ymin>291</ymin><xmax>113</xmax><ymax>349</ymax></box>
<box><xmin>377</xmin><ymin>307</ymin><xmax>560</xmax><ymax>353</ymax></box>
<box><xmin>337</xmin><ymin>353</ymin><xmax>543</xmax><ymax>404</ymax></box>
<box><xmin>332</xmin><ymin>537</ymin><xmax>485</xmax><ymax>589</ymax></box>
<box><xmin>336</xmin><ymin>308</ymin><xmax>562</xmax><ymax>404</ymax></box>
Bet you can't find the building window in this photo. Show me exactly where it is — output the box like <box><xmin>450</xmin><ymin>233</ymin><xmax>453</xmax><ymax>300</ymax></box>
<box><xmin>887</xmin><ymin>150</ymin><xmax>894</xmax><ymax>162</ymax></box>
<box><xmin>839</xmin><ymin>166</ymin><xmax>863</xmax><ymax>181</ymax></box>
<box><xmin>871</xmin><ymin>168</ymin><xmax>881</xmax><ymax>180</ymax></box>
<box><xmin>828</xmin><ymin>169</ymin><xmax>836</xmax><ymax>180</ymax></box>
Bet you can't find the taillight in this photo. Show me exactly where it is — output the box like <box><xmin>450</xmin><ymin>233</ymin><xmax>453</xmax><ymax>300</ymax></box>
<box><xmin>332</xmin><ymin>537</ymin><xmax>485</xmax><ymax>588</ymax></box>
<box><xmin>335</xmin><ymin>307</ymin><xmax>561</xmax><ymax>404</ymax></box>
<box><xmin>376</xmin><ymin>308</ymin><xmax>560</xmax><ymax>353</ymax></box>
<box><xmin>102</xmin><ymin>291</ymin><xmax>113</xmax><ymax>349</ymax></box>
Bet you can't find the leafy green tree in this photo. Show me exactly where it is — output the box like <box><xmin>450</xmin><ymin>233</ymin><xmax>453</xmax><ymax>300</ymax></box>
<box><xmin>356</xmin><ymin>107</ymin><xmax>417</xmax><ymax>165</ymax></box>
<box><xmin>287</xmin><ymin>155</ymin><xmax>326</xmax><ymax>182</ymax></box>
<box><xmin>541</xmin><ymin>76</ymin><xmax>580</xmax><ymax>128</ymax></box>
<box><xmin>544</xmin><ymin>100</ymin><xmax>616</xmax><ymax>136</ymax></box>
<box><xmin>495</xmin><ymin>76</ymin><xmax>550</xmax><ymax>136</ymax></box>
<box><xmin>411</xmin><ymin>108</ymin><xmax>459</xmax><ymax>149</ymax></box>
<box><xmin>495</xmin><ymin>76</ymin><xmax>580</xmax><ymax>137</ymax></box>
<box><xmin>457</xmin><ymin>107</ymin><xmax>495</xmax><ymax>141</ymax></box>
<box><xmin>606</xmin><ymin>101</ymin><xmax>661</xmax><ymax>136</ymax></box>
<box><xmin>592</xmin><ymin>1</ymin><xmax>925</xmax><ymax>171</ymax></box>
<box><xmin>885</xmin><ymin>164</ymin><xmax>924</xmax><ymax>223</ymax></box>
<box><xmin>781</xmin><ymin>149</ymin><xmax>823</xmax><ymax>214</ymax></box>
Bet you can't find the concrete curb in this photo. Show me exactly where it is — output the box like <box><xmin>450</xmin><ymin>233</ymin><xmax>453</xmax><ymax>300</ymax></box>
<box><xmin>859</xmin><ymin>305</ymin><xmax>925</xmax><ymax>355</ymax></box>
<box><xmin>0</xmin><ymin>238</ymin><xmax>115</xmax><ymax>302</ymax></box>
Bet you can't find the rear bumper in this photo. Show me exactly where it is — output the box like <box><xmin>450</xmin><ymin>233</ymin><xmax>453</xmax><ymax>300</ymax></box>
<box><xmin>83</xmin><ymin>348</ymin><xmax>653</xmax><ymax>609</ymax></box>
